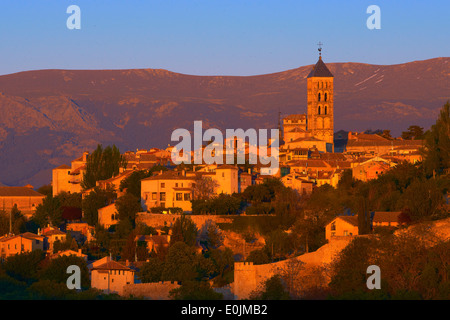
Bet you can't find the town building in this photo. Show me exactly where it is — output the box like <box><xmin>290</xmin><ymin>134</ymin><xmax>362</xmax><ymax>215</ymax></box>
<box><xmin>282</xmin><ymin>52</ymin><xmax>334</xmax><ymax>153</ymax></box>
<box><xmin>0</xmin><ymin>186</ymin><xmax>45</xmax><ymax>219</ymax></box>
<box><xmin>0</xmin><ymin>232</ymin><xmax>46</xmax><ymax>259</ymax></box>
<box><xmin>91</xmin><ymin>259</ymin><xmax>135</xmax><ymax>295</ymax></box>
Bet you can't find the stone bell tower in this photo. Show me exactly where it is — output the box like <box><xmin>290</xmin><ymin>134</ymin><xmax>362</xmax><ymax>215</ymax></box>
<box><xmin>307</xmin><ymin>43</ymin><xmax>334</xmax><ymax>151</ymax></box>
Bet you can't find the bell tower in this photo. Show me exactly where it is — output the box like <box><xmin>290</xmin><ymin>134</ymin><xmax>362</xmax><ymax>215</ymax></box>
<box><xmin>307</xmin><ymin>43</ymin><xmax>334</xmax><ymax>151</ymax></box>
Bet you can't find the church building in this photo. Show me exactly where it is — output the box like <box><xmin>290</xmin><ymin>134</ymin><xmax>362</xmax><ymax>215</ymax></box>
<box><xmin>283</xmin><ymin>48</ymin><xmax>334</xmax><ymax>153</ymax></box>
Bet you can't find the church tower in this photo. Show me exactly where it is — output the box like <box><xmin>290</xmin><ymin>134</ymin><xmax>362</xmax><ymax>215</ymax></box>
<box><xmin>307</xmin><ymin>46</ymin><xmax>334</xmax><ymax>151</ymax></box>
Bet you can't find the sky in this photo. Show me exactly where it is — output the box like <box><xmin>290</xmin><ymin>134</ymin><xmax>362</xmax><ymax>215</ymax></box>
<box><xmin>0</xmin><ymin>0</ymin><xmax>449</xmax><ymax>76</ymax></box>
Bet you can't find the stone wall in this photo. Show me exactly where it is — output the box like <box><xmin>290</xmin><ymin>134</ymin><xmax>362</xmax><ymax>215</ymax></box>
<box><xmin>122</xmin><ymin>281</ymin><xmax>181</xmax><ymax>300</ymax></box>
<box><xmin>136</xmin><ymin>213</ymin><xmax>233</xmax><ymax>229</ymax></box>
<box><xmin>233</xmin><ymin>237</ymin><xmax>353</xmax><ymax>300</ymax></box>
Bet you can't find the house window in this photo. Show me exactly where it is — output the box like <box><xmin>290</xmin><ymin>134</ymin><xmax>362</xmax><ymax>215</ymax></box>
<box><xmin>184</xmin><ymin>193</ymin><xmax>191</xmax><ymax>201</ymax></box>
<box><xmin>222</xmin><ymin>173</ymin><xmax>225</xmax><ymax>178</ymax></box>
<box><xmin>161</xmin><ymin>183</ymin><xmax>165</xmax><ymax>188</ymax></box>
<box><xmin>176</xmin><ymin>193</ymin><xmax>183</xmax><ymax>201</ymax></box>
<box><xmin>175</xmin><ymin>183</ymin><xmax>179</xmax><ymax>188</ymax></box>
<box><xmin>331</xmin><ymin>222</ymin><xmax>336</xmax><ymax>231</ymax></box>
<box><xmin>152</xmin><ymin>192</ymin><xmax>157</xmax><ymax>200</ymax></box>
<box><xmin>160</xmin><ymin>192</ymin><xmax>166</xmax><ymax>201</ymax></box>
<box><xmin>344</xmin><ymin>230</ymin><xmax>348</xmax><ymax>236</ymax></box>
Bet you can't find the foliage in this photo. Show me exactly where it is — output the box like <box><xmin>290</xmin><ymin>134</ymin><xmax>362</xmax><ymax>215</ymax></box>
<box><xmin>139</xmin><ymin>257</ymin><xmax>165</xmax><ymax>283</ymax></box>
<box><xmin>169</xmin><ymin>281</ymin><xmax>223</xmax><ymax>300</ymax></box>
<box><xmin>169</xmin><ymin>215</ymin><xmax>198</xmax><ymax>247</ymax></box>
<box><xmin>115</xmin><ymin>193</ymin><xmax>142</xmax><ymax>224</ymax></box>
<box><xmin>82</xmin><ymin>187</ymin><xmax>115</xmax><ymax>226</ymax></box>
<box><xmin>3</xmin><ymin>250</ymin><xmax>46</xmax><ymax>283</ymax></box>
<box><xmin>198</xmin><ymin>219</ymin><xmax>224</xmax><ymax>250</ymax></box>
<box><xmin>249</xmin><ymin>275</ymin><xmax>290</xmax><ymax>300</ymax></box>
<box><xmin>423</xmin><ymin>101</ymin><xmax>450</xmax><ymax>176</ymax></box>
<box><xmin>401</xmin><ymin>125</ymin><xmax>425</xmax><ymax>140</ymax></box>
<box><xmin>38</xmin><ymin>256</ymin><xmax>90</xmax><ymax>289</ymax></box>
<box><xmin>192</xmin><ymin>176</ymin><xmax>219</xmax><ymax>200</ymax></box>
<box><xmin>81</xmin><ymin>144</ymin><xmax>127</xmax><ymax>190</ymax></box>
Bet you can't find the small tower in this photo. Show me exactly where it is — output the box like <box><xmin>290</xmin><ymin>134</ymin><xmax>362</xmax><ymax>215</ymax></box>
<box><xmin>307</xmin><ymin>43</ymin><xmax>334</xmax><ymax>152</ymax></box>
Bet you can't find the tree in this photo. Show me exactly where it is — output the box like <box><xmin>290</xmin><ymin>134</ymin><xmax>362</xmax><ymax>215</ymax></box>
<box><xmin>139</xmin><ymin>258</ymin><xmax>165</xmax><ymax>283</ymax></box>
<box><xmin>115</xmin><ymin>193</ymin><xmax>142</xmax><ymax>225</ymax></box>
<box><xmin>399</xmin><ymin>178</ymin><xmax>445</xmax><ymax>221</ymax></box>
<box><xmin>81</xmin><ymin>144</ymin><xmax>127</xmax><ymax>190</ymax></box>
<box><xmin>38</xmin><ymin>256</ymin><xmax>90</xmax><ymax>289</ymax></box>
<box><xmin>402</xmin><ymin>125</ymin><xmax>425</xmax><ymax>140</ymax></box>
<box><xmin>192</xmin><ymin>177</ymin><xmax>219</xmax><ymax>200</ymax></box>
<box><xmin>423</xmin><ymin>101</ymin><xmax>450</xmax><ymax>176</ymax></box>
<box><xmin>3</xmin><ymin>250</ymin><xmax>46</xmax><ymax>283</ymax></box>
<box><xmin>381</xmin><ymin>130</ymin><xmax>393</xmax><ymax>140</ymax></box>
<box><xmin>249</xmin><ymin>275</ymin><xmax>290</xmax><ymax>300</ymax></box>
<box><xmin>162</xmin><ymin>242</ymin><xmax>199</xmax><ymax>282</ymax></box>
<box><xmin>37</xmin><ymin>184</ymin><xmax>53</xmax><ymax>197</ymax></box>
<box><xmin>246</xmin><ymin>249</ymin><xmax>270</xmax><ymax>265</ymax></box>
<box><xmin>169</xmin><ymin>281</ymin><xmax>223</xmax><ymax>300</ymax></box>
<box><xmin>170</xmin><ymin>215</ymin><xmax>198</xmax><ymax>247</ymax></box>
<box><xmin>198</xmin><ymin>220</ymin><xmax>224</xmax><ymax>250</ymax></box>
<box><xmin>82</xmin><ymin>187</ymin><xmax>112</xmax><ymax>226</ymax></box>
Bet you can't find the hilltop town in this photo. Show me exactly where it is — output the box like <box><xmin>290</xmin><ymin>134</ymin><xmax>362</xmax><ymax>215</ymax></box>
<box><xmin>0</xmin><ymin>56</ymin><xmax>449</xmax><ymax>300</ymax></box>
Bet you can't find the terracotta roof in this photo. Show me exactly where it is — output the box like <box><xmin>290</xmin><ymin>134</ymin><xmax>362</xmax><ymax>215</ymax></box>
<box><xmin>43</xmin><ymin>229</ymin><xmax>66</xmax><ymax>236</ymax></box>
<box><xmin>91</xmin><ymin>260</ymin><xmax>132</xmax><ymax>271</ymax></box>
<box><xmin>283</xmin><ymin>114</ymin><xmax>307</xmax><ymax>121</ymax></box>
<box><xmin>373</xmin><ymin>212</ymin><xmax>401</xmax><ymax>223</ymax></box>
<box><xmin>0</xmin><ymin>186</ymin><xmax>45</xmax><ymax>197</ymax></box>
<box><xmin>142</xmin><ymin>171</ymin><xmax>197</xmax><ymax>181</ymax></box>
<box><xmin>54</xmin><ymin>164</ymin><xmax>71</xmax><ymax>170</ymax></box>
<box><xmin>336</xmin><ymin>215</ymin><xmax>358</xmax><ymax>227</ymax></box>
<box><xmin>0</xmin><ymin>232</ymin><xmax>45</xmax><ymax>242</ymax></box>
<box><xmin>216</xmin><ymin>164</ymin><xmax>238</xmax><ymax>170</ymax></box>
<box><xmin>307</xmin><ymin>57</ymin><xmax>334</xmax><ymax>78</ymax></box>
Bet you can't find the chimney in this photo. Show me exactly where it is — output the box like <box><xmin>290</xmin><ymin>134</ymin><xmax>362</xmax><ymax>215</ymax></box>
<box><xmin>82</xmin><ymin>151</ymin><xmax>89</xmax><ymax>162</ymax></box>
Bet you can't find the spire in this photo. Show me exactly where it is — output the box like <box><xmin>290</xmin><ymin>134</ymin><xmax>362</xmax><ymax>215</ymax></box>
<box><xmin>307</xmin><ymin>43</ymin><xmax>334</xmax><ymax>78</ymax></box>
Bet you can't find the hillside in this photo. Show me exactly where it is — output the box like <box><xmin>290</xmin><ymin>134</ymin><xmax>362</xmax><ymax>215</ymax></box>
<box><xmin>0</xmin><ymin>57</ymin><xmax>449</xmax><ymax>187</ymax></box>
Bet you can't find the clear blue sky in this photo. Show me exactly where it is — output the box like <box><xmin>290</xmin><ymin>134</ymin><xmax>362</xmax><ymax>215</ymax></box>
<box><xmin>0</xmin><ymin>0</ymin><xmax>448</xmax><ymax>76</ymax></box>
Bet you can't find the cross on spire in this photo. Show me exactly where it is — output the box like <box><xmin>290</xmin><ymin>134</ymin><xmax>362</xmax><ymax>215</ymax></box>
<box><xmin>317</xmin><ymin>42</ymin><xmax>323</xmax><ymax>57</ymax></box>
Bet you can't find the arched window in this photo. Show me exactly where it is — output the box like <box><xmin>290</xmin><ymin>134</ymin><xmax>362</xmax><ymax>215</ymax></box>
<box><xmin>324</xmin><ymin>106</ymin><xmax>328</xmax><ymax>115</ymax></box>
<box><xmin>318</xmin><ymin>106</ymin><xmax>321</xmax><ymax>115</ymax></box>
<box><xmin>318</xmin><ymin>93</ymin><xmax>321</xmax><ymax>102</ymax></box>
<box><xmin>324</xmin><ymin>93</ymin><xmax>328</xmax><ymax>102</ymax></box>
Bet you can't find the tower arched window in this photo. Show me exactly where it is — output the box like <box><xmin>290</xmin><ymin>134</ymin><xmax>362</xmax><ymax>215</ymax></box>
<box><xmin>318</xmin><ymin>106</ymin><xmax>321</xmax><ymax>115</ymax></box>
<box><xmin>324</xmin><ymin>93</ymin><xmax>328</xmax><ymax>102</ymax></box>
<box><xmin>318</xmin><ymin>93</ymin><xmax>321</xmax><ymax>102</ymax></box>
<box><xmin>324</xmin><ymin>106</ymin><xmax>328</xmax><ymax>115</ymax></box>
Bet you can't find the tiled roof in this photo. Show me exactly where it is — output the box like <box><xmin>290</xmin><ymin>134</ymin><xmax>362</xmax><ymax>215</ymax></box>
<box><xmin>373</xmin><ymin>212</ymin><xmax>401</xmax><ymax>223</ymax></box>
<box><xmin>91</xmin><ymin>260</ymin><xmax>132</xmax><ymax>271</ymax></box>
<box><xmin>337</xmin><ymin>215</ymin><xmax>358</xmax><ymax>227</ymax></box>
<box><xmin>0</xmin><ymin>187</ymin><xmax>45</xmax><ymax>197</ymax></box>
<box><xmin>307</xmin><ymin>57</ymin><xmax>334</xmax><ymax>78</ymax></box>
<box><xmin>54</xmin><ymin>165</ymin><xmax>71</xmax><ymax>170</ymax></box>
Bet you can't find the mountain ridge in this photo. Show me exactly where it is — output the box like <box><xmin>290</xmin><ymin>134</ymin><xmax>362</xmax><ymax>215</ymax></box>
<box><xmin>0</xmin><ymin>57</ymin><xmax>449</xmax><ymax>187</ymax></box>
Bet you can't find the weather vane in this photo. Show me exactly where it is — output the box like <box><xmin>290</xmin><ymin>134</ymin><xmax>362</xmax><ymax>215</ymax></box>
<box><xmin>318</xmin><ymin>42</ymin><xmax>323</xmax><ymax>57</ymax></box>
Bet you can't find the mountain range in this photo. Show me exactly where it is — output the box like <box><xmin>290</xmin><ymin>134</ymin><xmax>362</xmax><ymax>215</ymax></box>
<box><xmin>0</xmin><ymin>57</ymin><xmax>449</xmax><ymax>188</ymax></box>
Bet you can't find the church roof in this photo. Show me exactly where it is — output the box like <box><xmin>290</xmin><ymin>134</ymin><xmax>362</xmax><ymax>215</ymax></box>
<box><xmin>307</xmin><ymin>57</ymin><xmax>334</xmax><ymax>78</ymax></box>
